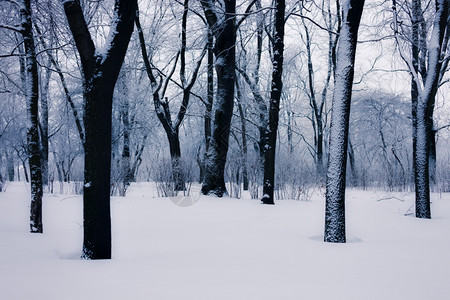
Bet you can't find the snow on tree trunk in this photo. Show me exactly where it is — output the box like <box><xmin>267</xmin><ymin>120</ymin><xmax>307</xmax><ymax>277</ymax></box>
<box><xmin>200</xmin><ymin>0</ymin><xmax>236</xmax><ymax>197</ymax></box>
<box><xmin>63</xmin><ymin>0</ymin><xmax>137</xmax><ymax>259</ymax></box>
<box><xmin>415</xmin><ymin>102</ymin><xmax>431</xmax><ymax>218</ymax></box>
<box><xmin>40</xmin><ymin>64</ymin><xmax>50</xmax><ymax>188</ymax></box>
<box><xmin>21</xmin><ymin>0</ymin><xmax>43</xmax><ymax>233</ymax></box>
<box><xmin>411</xmin><ymin>0</ymin><xmax>448</xmax><ymax>218</ymax></box>
<box><xmin>261</xmin><ymin>0</ymin><xmax>285</xmax><ymax>205</ymax></box>
<box><xmin>324</xmin><ymin>0</ymin><xmax>365</xmax><ymax>243</ymax></box>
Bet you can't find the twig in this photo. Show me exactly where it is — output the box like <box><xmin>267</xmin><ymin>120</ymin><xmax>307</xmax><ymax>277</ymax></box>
<box><xmin>376</xmin><ymin>196</ymin><xmax>405</xmax><ymax>202</ymax></box>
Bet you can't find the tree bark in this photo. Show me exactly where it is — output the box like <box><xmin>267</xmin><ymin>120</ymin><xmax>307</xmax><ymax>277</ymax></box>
<box><xmin>64</xmin><ymin>0</ymin><xmax>137</xmax><ymax>259</ymax></box>
<box><xmin>411</xmin><ymin>0</ymin><xmax>447</xmax><ymax>218</ymax></box>
<box><xmin>39</xmin><ymin>63</ymin><xmax>50</xmax><ymax>188</ymax></box>
<box><xmin>235</xmin><ymin>75</ymin><xmax>249</xmax><ymax>191</ymax></box>
<box><xmin>324</xmin><ymin>0</ymin><xmax>365</xmax><ymax>243</ymax></box>
<box><xmin>202</xmin><ymin>28</ymin><xmax>214</xmax><ymax>182</ymax></box>
<box><xmin>201</xmin><ymin>0</ymin><xmax>236</xmax><ymax>197</ymax></box>
<box><xmin>261</xmin><ymin>0</ymin><xmax>285</xmax><ymax>205</ymax></box>
<box><xmin>20</xmin><ymin>0</ymin><xmax>43</xmax><ymax>233</ymax></box>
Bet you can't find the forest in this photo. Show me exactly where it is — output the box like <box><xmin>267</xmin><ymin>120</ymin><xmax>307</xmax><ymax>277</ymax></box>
<box><xmin>0</xmin><ymin>0</ymin><xmax>450</xmax><ymax>297</ymax></box>
<box><xmin>0</xmin><ymin>0</ymin><xmax>450</xmax><ymax>299</ymax></box>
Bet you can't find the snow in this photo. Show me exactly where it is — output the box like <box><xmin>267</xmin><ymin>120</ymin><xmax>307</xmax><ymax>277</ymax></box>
<box><xmin>1</xmin><ymin>182</ymin><xmax>450</xmax><ymax>299</ymax></box>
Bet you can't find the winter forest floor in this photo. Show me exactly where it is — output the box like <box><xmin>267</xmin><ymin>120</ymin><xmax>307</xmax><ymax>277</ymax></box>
<box><xmin>1</xmin><ymin>182</ymin><xmax>450</xmax><ymax>300</ymax></box>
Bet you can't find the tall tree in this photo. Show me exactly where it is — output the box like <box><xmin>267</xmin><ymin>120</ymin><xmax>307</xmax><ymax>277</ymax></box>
<box><xmin>294</xmin><ymin>0</ymin><xmax>341</xmax><ymax>180</ymax></box>
<box><xmin>260</xmin><ymin>0</ymin><xmax>286</xmax><ymax>205</ymax></box>
<box><xmin>324</xmin><ymin>0</ymin><xmax>365</xmax><ymax>243</ymax></box>
<box><xmin>63</xmin><ymin>0</ymin><xmax>137</xmax><ymax>259</ymax></box>
<box><xmin>136</xmin><ymin>1</ymin><xmax>206</xmax><ymax>191</ymax></box>
<box><xmin>392</xmin><ymin>0</ymin><xmax>449</xmax><ymax>218</ymax></box>
<box><xmin>19</xmin><ymin>0</ymin><xmax>43</xmax><ymax>233</ymax></box>
<box><xmin>200</xmin><ymin>0</ymin><xmax>237</xmax><ymax>197</ymax></box>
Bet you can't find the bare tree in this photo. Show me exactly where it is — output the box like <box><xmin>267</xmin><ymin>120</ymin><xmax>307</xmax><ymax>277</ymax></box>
<box><xmin>200</xmin><ymin>0</ymin><xmax>237</xmax><ymax>196</ymax></box>
<box><xmin>261</xmin><ymin>0</ymin><xmax>286</xmax><ymax>205</ymax></box>
<box><xmin>20</xmin><ymin>0</ymin><xmax>43</xmax><ymax>233</ymax></box>
<box><xmin>136</xmin><ymin>0</ymin><xmax>206</xmax><ymax>191</ymax></box>
<box><xmin>63</xmin><ymin>0</ymin><xmax>137</xmax><ymax>259</ymax></box>
<box><xmin>293</xmin><ymin>0</ymin><xmax>341</xmax><ymax>180</ymax></box>
<box><xmin>324</xmin><ymin>0</ymin><xmax>365</xmax><ymax>243</ymax></box>
<box><xmin>392</xmin><ymin>0</ymin><xmax>449</xmax><ymax>218</ymax></box>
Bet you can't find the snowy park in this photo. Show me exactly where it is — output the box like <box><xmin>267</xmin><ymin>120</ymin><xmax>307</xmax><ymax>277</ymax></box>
<box><xmin>1</xmin><ymin>182</ymin><xmax>450</xmax><ymax>299</ymax></box>
<box><xmin>1</xmin><ymin>0</ymin><xmax>450</xmax><ymax>299</ymax></box>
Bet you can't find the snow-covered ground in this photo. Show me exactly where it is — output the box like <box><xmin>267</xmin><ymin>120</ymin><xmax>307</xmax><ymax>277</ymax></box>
<box><xmin>1</xmin><ymin>182</ymin><xmax>449</xmax><ymax>300</ymax></box>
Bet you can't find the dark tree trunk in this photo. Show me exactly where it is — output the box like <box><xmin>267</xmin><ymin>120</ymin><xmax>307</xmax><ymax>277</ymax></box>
<box><xmin>201</xmin><ymin>0</ymin><xmax>236</xmax><ymax>197</ymax></box>
<box><xmin>20</xmin><ymin>155</ymin><xmax>29</xmax><ymax>183</ymax></box>
<box><xmin>235</xmin><ymin>76</ymin><xmax>249</xmax><ymax>191</ymax></box>
<box><xmin>119</xmin><ymin>77</ymin><xmax>132</xmax><ymax>194</ymax></box>
<box><xmin>83</xmin><ymin>76</ymin><xmax>114</xmax><ymax>259</ymax></box>
<box><xmin>261</xmin><ymin>0</ymin><xmax>285</xmax><ymax>205</ymax></box>
<box><xmin>202</xmin><ymin>28</ymin><xmax>214</xmax><ymax>182</ymax></box>
<box><xmin>324</xmin><ymin>0</ymin><xmax>365</xmax><ymax>243</ymax></box>
<box><xmin>407</xmin><ymin>0</ymin><xmax>448</xmax><ymax>218</ymax></box>
<box><xmin>347</xmin><ymin>136</ymin><xmax>358</xmax><ymax>187</ymax></box>
<box><xmin>166</xmin><ymin>129</ymin><xmax>183</xmax><ymax>191</ymax></box>
<box><xmin>130</xmin><ymin>134</ymin><xmax>147</xmax><ymax>182</ymax></box>
<box><xmin>20</xmin><ymin>0</ymin><xmax>43</xmax><ymax>233</ymax></box>
<box><xmin>6</xmin><ymin>150</ymin><xmax>14</xmax><ymax>181</ymax></box>
<box><xmin>64</xmin><ymin>0</ymin><xmax>137</xmax><ymax>259</ymax></box>
<box><xmin>428</xmin><ymin>125</ymin><xmax>437</xmax><ymax>186</ymax></box>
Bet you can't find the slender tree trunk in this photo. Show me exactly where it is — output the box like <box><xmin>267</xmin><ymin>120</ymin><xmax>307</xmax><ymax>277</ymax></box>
<box><xmin>428</xmin><ymin>126</ymin><xmax>437</xmax><ymax>186</ymax></box>
<box><xmin>19</xmin><ymin>154</ymin><xmax>29</xmax><ymax>183</ymax></box>
<box><xmin>347</xmin><ymin>136</ymin><xmax>358</xmax><ymax>187</ymax></box>
<box><xmin>40</xmin><ymin>61</ymin><xmax>51</xmax><ymax>188</ymax></box>
<box><xmin>202</xmin><ymin>28</ymin><xmax>214</xmax><ymax>182</ymax></box>
<box><xmin>20</xmin><ymin>0</ymin><xmax>43</xmax><ymax>233</ymax></box>
<box><xmin>120</xmin><ymin>87</ymin><xmax>132</xmax><ymax>195</ymax></box>
<box><xmin>235</xmin><ymin>76</ymin><xmax>249</xmax><ymax>191</ymax></box>
<box><xmin>6</xmin><ymin>150</ymin><xmax>14</xmax><ymax>181</ymax></box>
<box><xmin>261</xmin><ymin>0</ymin><xmax>285</xmax><ymax>205</ymax></box>
<box><xmin>130</xmin><ymin>134</ymin><xmax>147</xmax><ymax>182</ymax></box>
<box><xmin>324</xmin><ymin>0</ymin><xmax>365</xmax><ymax>243</ymax></box>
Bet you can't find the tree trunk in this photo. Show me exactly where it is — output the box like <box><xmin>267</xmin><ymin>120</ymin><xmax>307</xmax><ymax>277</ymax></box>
<box><xmin>119</xmin><ymin>77</ymin><xmax>132</xmax><ymax>195</ymax></box>
<box><xmin>428</xmin><ymin>125</ymin><xmax>437</xmax><ymax>186</ymax></box>
<box><xmin>40</xmin><ymin>61</ymin><xmax>51</xmax><ymax>188</ymax></box>
<box><xmin>64</xmin><ymin>0</ymin><xmax>137</xmax><ymax>259</ymax></box>
<box><xmin>203</xmin><ymin>28</ymin><xmax>214</xmax><ymax>183</ymax></box>
<box><xmin>410</xmin><ymin>0</ymin><xmax>448</xmax><ymax>218</ymax></box>
<box><xmin>6</xmin><ymin>150</ymin><xmax>14</xmax><ymax>181</ymax></box>
<box><xmin>324</xmin><ymin>0</ymin><xmax>365</xmax><ymax>243</ymax></box>
<box><xmin>166</xmin><ymin>129</ymin><xmax>184</xmax><ymax>191</ymax></box>
<box><xmin>201</xmin><ymin>0</ymin><xmax>236</xmax><ymax>197</ymax></box>
<box><xmin>347</xmin><ymin>136</ymin><xmax>358</xmax><ymax>187</ymax></box>
<box><xmin>261</xmin><ymin>0</ymin><xmax>285</xmax><ymax>205</ymax></box>
<box><xmin>21</xmin><ymin>0</ymin><xmax>43</xmax><ymax>233</ymax></box>
<box><xmin>235</xmin><ymin>76</ymin><xmax>249</xmax><ymax>191</ymax></box>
